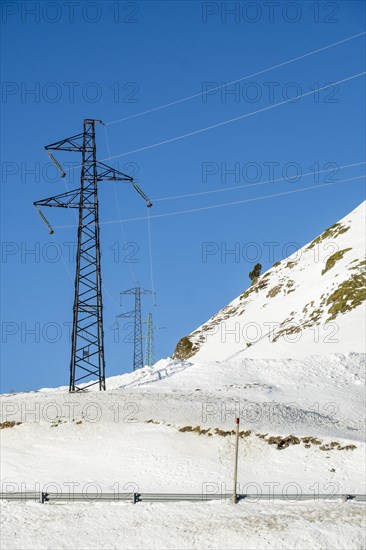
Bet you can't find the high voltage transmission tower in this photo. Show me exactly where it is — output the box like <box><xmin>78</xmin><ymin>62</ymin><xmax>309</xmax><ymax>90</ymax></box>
<box><xmin>143</xmin><ymin>313</ymin><xmax>165</xmax><ymax>367</ymax></box>
<box><xmin>34</xmin><ymin>119</ymin><xmax>152</xmax><ymax>392</ymax></box>
<box><xmin>117</xmin><ymin>286</ymin><xmax>153</xmax><ymax>371</ymax></box>
<box><xmin>144</xmin><ymin>313</ymin><xmax>155</xmax><ymax>367</ymax></box>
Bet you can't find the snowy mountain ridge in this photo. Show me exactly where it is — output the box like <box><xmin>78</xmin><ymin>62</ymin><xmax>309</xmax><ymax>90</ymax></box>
<box><xmin>173</xmin><ymin>201</ymin><xmax>366</xmax><ymax>362</ymax></box>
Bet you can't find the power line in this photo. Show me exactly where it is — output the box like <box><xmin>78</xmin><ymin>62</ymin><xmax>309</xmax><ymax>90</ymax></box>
<box><xmin>104</xmin><ymin>125</ymin><xmax>137</xmax><ymax>285</ymax></box>
<box><xmin>54</xmin><ymin>174</ymin><xmax>365</xmax><ymax>229</ymax></box>
<box><xmin>51</xmin><ymin>233</ymin><xmax>74</xmax><ymax>284</ymax></box>
<box><xmin>105</xmin><ymin>31</ymin><xmax>366</xmax><ymax>126</ymax></box>
<box><xmin>103</xmin><ymin>175</ymin><xmax>366</xmax><ymax>223</ymax></box>
<box><xmin>61</xmin><ymin>159</ymin><xmax>365</xmax><ymax>207</ymax></box>
<box><xmin>152</xmin><ymin>161</ymin><xmax>366</xmax><ymax>202</ymax></box>
<box><xmin>100</xmin><ymin>73</ymin><xmax>366</xmax><ymax>161</ymax></box>
<box><xmin>147</xmin><ymin>208</ymin><xmax>157</xmax><ymax>307</ymax></box>
<box><xmin>146</xmin><ymin>208</ymin><xmax>161</xmax><ymax>332</ymax></box>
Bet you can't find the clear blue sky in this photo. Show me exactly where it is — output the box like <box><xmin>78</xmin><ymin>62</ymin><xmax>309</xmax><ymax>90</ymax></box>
<box><xmin>1</xmin><ymin>1</ymin><xmax>365</xmax><ymax>392</ymax></box>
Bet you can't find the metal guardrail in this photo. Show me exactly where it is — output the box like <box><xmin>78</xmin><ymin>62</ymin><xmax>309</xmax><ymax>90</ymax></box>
<box><xmin>138</xmin><ymin>493</ymin><xmax>232</xmax><ymax>502</ymax></box>
<box><xmin>44</xmin><ymin>492</ymin><xmax>135</xmax><ymax>503</ymax></box>
<box><xmin>1</xmin><ymin>492</ymin><xmax>365</xmax><ymax>504</ymax></box>
<box><xmin>0</xmin><ymin>492</ymin><xmax>40</xmax><ymax>502</ymax></box>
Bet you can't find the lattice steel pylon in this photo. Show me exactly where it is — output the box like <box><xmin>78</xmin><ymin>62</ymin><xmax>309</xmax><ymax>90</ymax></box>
<box><xmin>34</xmin><ymin>119</ymin><xmax>152</xmax><ymax>392</ymax></box>
<box><xmin>117</xmin><ymin>287</ymin><xmax>152</xmax><ymax>371</ymax></box>
<box><xmin>144</xmin><ymin>313</ymin><xmax>155</xmax><ymax>367</ymax></box>
<box><xmin>143</xmin><ymin>312</ymin><xmax>165</xmax><ymax>367</ymax></box>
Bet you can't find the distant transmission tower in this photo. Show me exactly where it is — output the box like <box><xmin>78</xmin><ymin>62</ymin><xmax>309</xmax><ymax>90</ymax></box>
<box><xmin>143</xmin><ymin>313</ymin><xmax>165</xmax><ymax>367</ymax></box>
<box><xmin>144</xmin><ymin>313</ymin><xmax>155</xmax><ymax>367</ymax></box>
<box><xmin>117</xmin><ymin>286</ymin><xmax>152</xmax><ymax>371</ymax></box>
<box><xmin>34</xmin><ymin>119</ymin><xmax>152</xmax><ymax>391</ymax></box>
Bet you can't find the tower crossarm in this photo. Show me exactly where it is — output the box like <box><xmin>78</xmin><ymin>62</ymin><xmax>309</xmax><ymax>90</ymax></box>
<box><xmin>116</xmin><ymin>311</ymin><xmax>135</xmax><ymax>319</ymax></box>
<box><xmin>34</xmin><ymin>189</ymin><xmax>81</xmax><ymax>209</ymax></box>
<box><xmin>121</xmin><ymin>287</ymin><xmax>153</xmax><ymax>296</ymax></box>
<box><xmin>44</xmin><ymin>120</ymin><xmax>103</xmax><ymax>152</ymax></box>
<box><xmin>96</xmin><ymin>162</ymin><xmax>152</xmax><ymax>207</ymax></box>
<box><xmin>45</xmin><ymin>133</ymin><xmax>86</xmax><ymax>153</ymax></box>
<box><xmin>96</xmin><ymin>161</ymin><xmax>133</xmax><ymax>182</ymax></box>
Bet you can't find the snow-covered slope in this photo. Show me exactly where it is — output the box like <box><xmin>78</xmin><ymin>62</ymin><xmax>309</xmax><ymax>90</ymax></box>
<box><xmin>173</xmin><ymin>202</ymin><xmax>366</xmax><ymax>362</ymax></box>
<box><xmin>2</xmin><ymin>351</ymin><xmax>365</xmax><ymax>549</ymax></box>
<box><xmin>2</xmin><ymin>203</ymin><xmax>365</xmax><ymax>550</ymax></box>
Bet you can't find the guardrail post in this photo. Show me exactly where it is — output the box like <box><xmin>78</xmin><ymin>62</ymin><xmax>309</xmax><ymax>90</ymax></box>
<box><xmin>133</xmin><ymin>492</ymin><xmax>140</xmax><ymax>504</ymax></box>
<box><xmin>41</xmin><ymin>492</ymin><xmax>49</xmax><ymax>504</ymax></box>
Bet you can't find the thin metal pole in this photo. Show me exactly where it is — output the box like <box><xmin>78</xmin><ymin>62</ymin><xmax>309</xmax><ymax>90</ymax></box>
<box><xmin>232</xmin><ymin>417</ymin><xmax>240</xmax><ymax>504</ymax></box>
